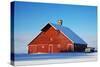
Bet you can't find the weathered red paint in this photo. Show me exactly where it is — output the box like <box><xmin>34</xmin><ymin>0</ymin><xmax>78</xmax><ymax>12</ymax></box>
<box><xmin>28</xmin><ymin>25</ymin><xmax>74</xmax><ymax>54</ymax></box>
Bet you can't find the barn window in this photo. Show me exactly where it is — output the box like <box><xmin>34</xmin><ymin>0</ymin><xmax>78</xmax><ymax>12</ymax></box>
<box><xmin>42</xmin><ymin>46</ymin><xmax>45</xmax><ymax>48</ymax></box>
<box><xmin>58</xmin><ymin>44</ymin><xmax>61</xmax><ymax>48</ymax></box>
<box><xmin>50</xmin><ymin>38</ymin><xmax>53</xmax><ymax>41</ymax></box>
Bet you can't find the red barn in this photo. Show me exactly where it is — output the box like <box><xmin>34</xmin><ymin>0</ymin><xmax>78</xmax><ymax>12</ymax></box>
<box><xmin>28</xmin><ymin>20</ymin><xmax>87</xmax><ymax>54</ymax></box>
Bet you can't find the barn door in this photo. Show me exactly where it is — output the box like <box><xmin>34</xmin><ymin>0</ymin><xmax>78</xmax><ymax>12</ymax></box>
<box><xmin>48</xmin><ymin>44</ymin><xmax>53</xmax><ymax>53</ymax></box>
<box><xmin>68</xmin><ymin>44</ymin><xmax>74</xmax><ymax>52</ymax></box>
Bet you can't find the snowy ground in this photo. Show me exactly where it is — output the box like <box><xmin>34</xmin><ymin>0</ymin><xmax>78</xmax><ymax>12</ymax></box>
<box><xmin>11</xmin><ymin>52</ymin><xmax>97</xmax><ymax>66</ymax></box>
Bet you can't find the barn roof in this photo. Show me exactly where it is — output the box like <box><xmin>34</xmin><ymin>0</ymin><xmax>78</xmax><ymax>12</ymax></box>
<box><xmin>42</xmin><ymin>23</ymin><xmax>87</xmax><ymax>45</ymax></box>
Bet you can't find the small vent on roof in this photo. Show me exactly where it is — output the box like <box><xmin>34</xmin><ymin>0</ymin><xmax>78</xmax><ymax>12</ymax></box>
<box><xmin>57</xmin><ymin>19</ymin><xmax>63</xmax><ymax>25</ymax></box>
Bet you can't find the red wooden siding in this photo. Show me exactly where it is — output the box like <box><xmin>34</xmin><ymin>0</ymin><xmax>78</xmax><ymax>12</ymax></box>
<box><xmin>28</xmin><ymin>26</ymin><xmax>73</xmax><ymax>54</ymax></box>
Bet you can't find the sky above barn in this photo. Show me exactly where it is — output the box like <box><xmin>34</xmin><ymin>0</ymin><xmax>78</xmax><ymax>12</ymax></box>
<box><xmin>13</xmin><ymin>1</ymin><xmax>97</xmax><ymax>53</ymax></box>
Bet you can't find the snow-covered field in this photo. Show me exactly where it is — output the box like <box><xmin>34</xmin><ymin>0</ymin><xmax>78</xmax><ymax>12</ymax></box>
<box><xmin>12</xmin><ymin>52</ymin><xmax>97</xmax><ymax>66</ymax></box>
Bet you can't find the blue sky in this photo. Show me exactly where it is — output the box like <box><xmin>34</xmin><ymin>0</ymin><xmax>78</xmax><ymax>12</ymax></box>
<box><xmin>13</xmin><ymin>1</ymin><xmax>97</xmax><ymax>53</ymax></box>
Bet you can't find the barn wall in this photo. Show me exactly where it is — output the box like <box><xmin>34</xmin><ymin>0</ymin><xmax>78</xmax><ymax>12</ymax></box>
<box><xmin>28</xmin><ymin>26</ymin><xmax>73</xmax><ymax>54</ymax></box>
